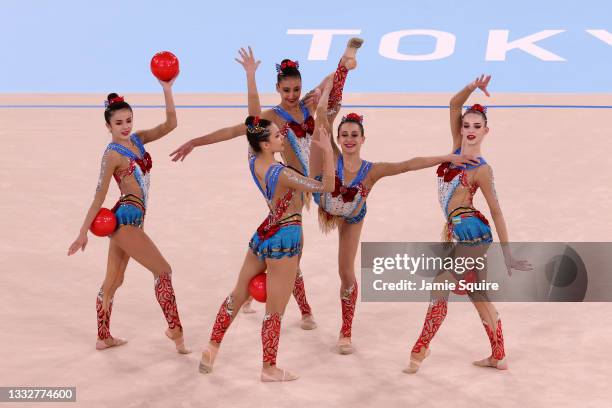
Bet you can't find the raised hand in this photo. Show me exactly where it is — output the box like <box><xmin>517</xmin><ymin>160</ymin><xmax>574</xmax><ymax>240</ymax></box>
<box><xmin>169</xmin><ymin>140</ymin><xmax>195</xmax><ymax>162</ymax></box>
<box><xmin>468</xmin><ymin>74</ymin><xmax>491</xmax><ymax>97</ymax></box>
<box><xmin>158</xmin><ymin>73</ymin><xmax>179</xmax><ymax>89</ymax></box>
<box><xmin>235</xmin><ymin>46</ymin><xmax>260</xmax><ymax>76</ymax></box>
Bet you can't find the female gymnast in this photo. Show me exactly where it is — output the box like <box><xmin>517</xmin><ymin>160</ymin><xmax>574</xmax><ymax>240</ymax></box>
<box><xmin>404</xmin><ymin>75</ymin><xmax>532</xmax><ymax>374</ymax></box>
<box><xmin>197</xmin><ymin>112</ymin><xmax>335</xmax><ymax>381</ymax></box>
<box><xmin>67</xmin><ymin>78</ymin><xmax>190</xmax><ymax>354</ymax></box>
<box><xmin>308</xmin><ymin>89</ymin><xmax>478</xmax><ymax>354</ymax></box>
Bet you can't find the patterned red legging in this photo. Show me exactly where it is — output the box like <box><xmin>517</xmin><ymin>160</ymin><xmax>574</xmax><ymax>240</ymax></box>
<box><xmin>210</xmin><ymin>295</ymin><xmax>235</xmax><ymax>344</ymax></box>
<box><xmin>482</xmin><ymin>317</ymin><xmax>506</xmax><ymax>360</ymax></box>
<box><xmin>96</xmin><ymin>287</ymin><xmax>113</xmax><ymax>340</ymax></box>
<box><xmin>292</xmin><ymin>269</ymin><xmax>312</xmax><ymax>317</ymax></box>
<box><xmin>154</xmin><ymin>272</ymin><xmax>183</xmax><ymax>332</ymax></box>
<box><xmin>327</xmin><ymin>62</ymin><xmax>349</xmax><ymax>115</ymax></box>
<box><xmin>340</xmin><ymin>282</ymin><xmax>358</xmax><ymax>338</ymax></box>
<box><xmin>412</xmin><ymin>298</ymin><xmax>448</xmax><ymax>353</ymax></box>
<box><xmin>262</xmin><ymin>312</ymin><xmax>282</xmax><ymax>365</ymax></box>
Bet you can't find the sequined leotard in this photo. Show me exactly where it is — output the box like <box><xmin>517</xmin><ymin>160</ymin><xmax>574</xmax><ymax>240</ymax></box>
<box><xmin>272</xmin><ymin>101</ymin><xmax>315</xmax><ymax>177</ymax></box>
<box><xmin>437</xmin><ymin>148</ymin><xmax>492</xmax><ymax>245</ymax></box>
<box><xmin>314</xmin><ymin>154</ymin><xmax>373</xmax><ymax>227</ymax></box>
<box><xmin>247</xmin><ymin>156</ymin><xmax>304</xmax><ymax>260</ymax></box>
<box><xmin>105</xmin><ymin>134</ymin><xmax>152</xmax><ymax>227</ymax></box>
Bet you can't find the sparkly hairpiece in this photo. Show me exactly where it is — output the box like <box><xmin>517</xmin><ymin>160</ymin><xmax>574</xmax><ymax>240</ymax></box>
<box><xmin>275</xmin><ymin>60</ymin><xmax>300</xmax><ymax>74</ymax></box>
<box><xmin>104</xmin><ymin>96</ymin><xmax>125</xmax><ymax>109</ymax></box>
<box><xmin>341</xmin><ymin>112</ymin><xmax>364</xmax><ymax>124</ymax></box>
<box><xmin>247</xmin><ymin>116</ymin><xmax>267</xmax><ymax>135</ymax></box>
<box><xmin>466</xmin><ymin>103</ymin><xmax>487</xmax><ymax>114</ymax></box>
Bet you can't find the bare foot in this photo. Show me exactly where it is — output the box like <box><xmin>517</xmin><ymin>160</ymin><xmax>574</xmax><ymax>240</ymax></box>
<box><xmin>199</xmin><ymin>343</ymin><xmax>219</xmax><ymax>374</ymax></box>
<box><xmin>165</xmin><ymin>328</ymin><xmax>192</xmax><ymax>354</ymax></box>
<box><xmin>300</xmin><ymin>314</ymin><xmax>317</xmax><ymax>330</ymax></box>
<box><xmin>242</xmin><ymin>301</ymin><xmax>256</xmax><ymax>314</ymax></box>
<box><xmin>473</xmin><ymin>356</ymin><xmax>508</xmax><ymax>370</ymax></box>
<box><xmin>403</xmin><ymin>348</ymin><xmax>431</xmax><ymax>374</ymax></box>
<box><xmin>340</xmin><ymin>37</ymin><xmax>364</xmax><ymax>70</ymax></box>
<box><xmin>337</xmin><ymin>337</ymin><xmax>354</xmax><ymax>355</ymax></box>
<box><xmin>261</xmin><ymin>366</ymin><xmax>299</xmax><ymax>382</ymax></box>
<box><xmin>95</xmin><ymin>337</ymin><xmax>127</xmax><ymax>350</ymax></box>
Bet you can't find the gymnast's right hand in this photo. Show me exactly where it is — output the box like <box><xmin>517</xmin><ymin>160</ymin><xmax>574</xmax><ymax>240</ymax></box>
<box><xmin>170</xmin><ymin>140</ymin><xmax>195</xmax><ymax>162</ymax></box>
<box><xmin>68</xmin><ymin>232</ymin><xmax>88</xmax><ymax>256</ymax></box>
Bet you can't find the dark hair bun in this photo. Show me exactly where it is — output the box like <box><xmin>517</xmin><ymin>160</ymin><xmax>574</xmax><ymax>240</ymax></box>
<box><xmin>276</xmin><ymin>59</ymin><xmax>301</xmax><ymax>83</ymax></box>
<box><xmin>104</xmin><ymin>92</ymin><xmax>132</xmax><ymax>123</ymax></box>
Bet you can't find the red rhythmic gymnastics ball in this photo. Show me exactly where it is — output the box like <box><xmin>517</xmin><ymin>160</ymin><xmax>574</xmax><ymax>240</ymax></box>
<box><xmin>249</xmin><ymin>273</ymin><xmax>267</xmax><ymax>303</ymax></box>
<box><xmin>150</xmin><ymin>51</ymin><xmax>179</xmax><ymax>81</ymax></box>
<box><xmin>90</xmin><ymin>208</ymin><xmax>117</xmax><ymax>237</ymax></box>
<box><xmin>452</xmin><ymin>269</ymin><xmax>477</xmax><ymax>296</ymax></box>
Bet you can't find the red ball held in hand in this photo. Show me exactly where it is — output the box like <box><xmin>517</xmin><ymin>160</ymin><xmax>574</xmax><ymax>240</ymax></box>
<box><xmin>150</xmin><ymin>51</ymin><xmax>179</xmax><ymax>81</ymax></box>
<box><xmin>90</xmin><ymin>208</ymin><xmax>117</xmax><ymax>237</ymax></box>
<box><xmin>249</xmin><ymin>273</ymin><xmax>267</xmax><ymax>303</ymax></box>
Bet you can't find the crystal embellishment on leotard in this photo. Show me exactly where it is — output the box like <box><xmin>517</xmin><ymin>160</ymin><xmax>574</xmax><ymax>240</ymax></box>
<box><xmin>316</xmin><ymin>154</ymin><xmax>372</xmax><ymax>219</ymax></box>
<box><xmin>249</xmin><ymin>157</ymin><xmax>302</xmax><ymax>240</ymax></box>
<box><xmin>106</xmin><ymin>134</ymin><xmax>152</xmax><ymax>207</ymax></box>
<box><xmin>436</xmin><ymin>148</ymin><xmax>486</xmax><ymax>216</ymax></box>
<box><xmin>274</xmin><ymin>101</ymin><xmax>313</xmax><ymax>176</ymax></box>
<box><xmin>284</xmin><ymin>170</ymin><xmax>325</xmax><ymax>191</ymax></box>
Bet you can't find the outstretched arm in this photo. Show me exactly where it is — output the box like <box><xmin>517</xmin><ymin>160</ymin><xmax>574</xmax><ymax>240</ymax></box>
<box><xmin>137</xmin><ymin>78</ymin><xmax>179</xmax><ymax>144</ymax></box>
<box><xmin>369</xmin><ymin>154</ymin><xmax>479</xmax><ymax>184</ymax></box>
<box><xmin>169</xmin><ymin>123</ymin><xmax>246</xmax><ymax>162</ymax></box>
<box><xmin>67</xmin><ymin>151</ymin><xmax>119</xmax><ymax>255</ymax></box>
<box><xmin>450</xmin><ymin>74</ymin><xmax>490</xmax><ymax>151</ymax></box>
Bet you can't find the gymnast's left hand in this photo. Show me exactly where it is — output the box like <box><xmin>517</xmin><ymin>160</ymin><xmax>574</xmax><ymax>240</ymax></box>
<box><xmin>68</xmin><ymin>232</ymin><xmax>88</xmax><ymax>256</ymax></box>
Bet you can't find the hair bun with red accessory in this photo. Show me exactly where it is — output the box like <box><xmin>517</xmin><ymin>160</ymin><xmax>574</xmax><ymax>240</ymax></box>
<box><xmin>104</xmin><ymin>96</ymin><xmax>125</xmax><ymax>108</ymax></box>
<box><xmin>468</xmin><ymin>103</ymin><xmax>487</xmax><ymax>114</ymax></box>
<box><xmin>342</xmin><ymin>112</ymin><xmax>364</xmax><ymax>124</ymax></box>
<box><xmin>275</xmin><ymin>59</ymin><xmax>300</xmax><ymax>73</ymax></box>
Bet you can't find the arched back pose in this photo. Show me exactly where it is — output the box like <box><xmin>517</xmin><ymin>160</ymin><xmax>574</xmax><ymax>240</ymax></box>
<box><xmin>309</xmin><ymin>89</ymin><xmax>477</xmax><ymax>354</ymax></box>
<box><xmin>405</xmin><ymin>75</ymin><xmax>532</xmax><ymax>374</ymax></box>
<box><xmin>197</xmin><ymin>115</ymin><xmax>335</xmax><ymax>382</ymax></box>
<box><xmin>170</xmin><ymin>40</ymin><xmax>362</xmax><ymax>327</ymax></box>
<box><xmin>67</xmin><ymin>79</ymin><xmax>190</xmax><ymax>354</ymax></box>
